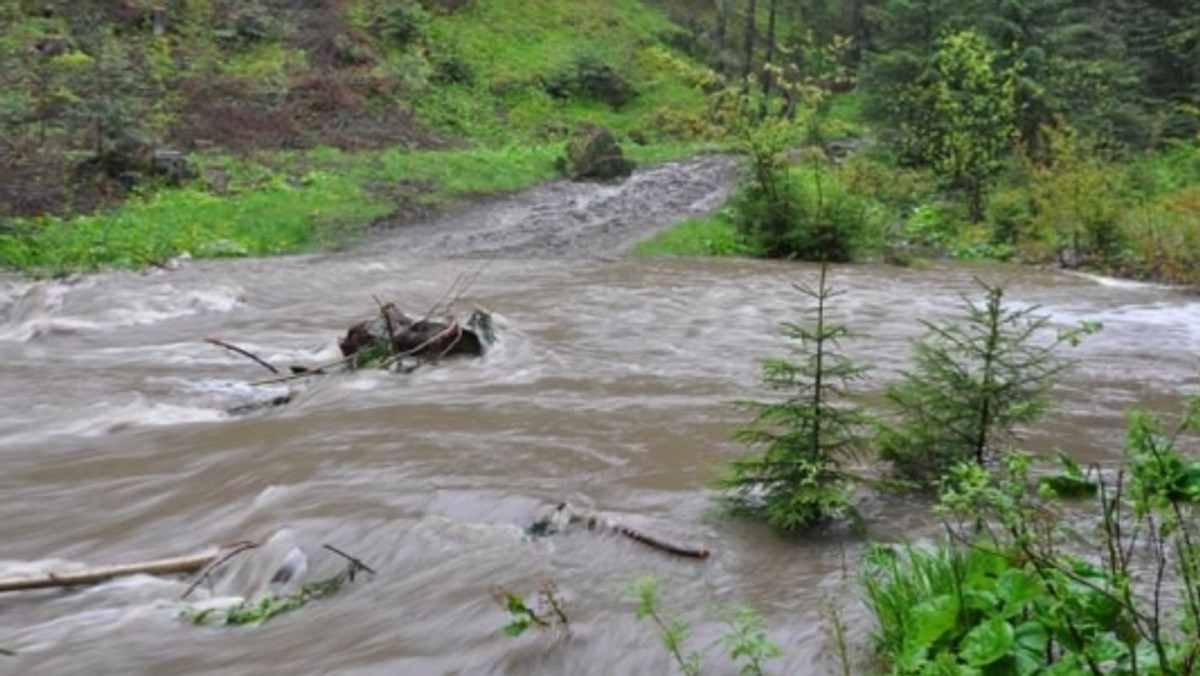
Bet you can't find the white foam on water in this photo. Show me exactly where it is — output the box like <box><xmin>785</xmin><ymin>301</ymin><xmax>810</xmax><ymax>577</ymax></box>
<box><xmin>0</xmin><ymin>278</ymin><xmax>246</xmax><ymax>342</ymax></box>
<box><xmin>1066</xmin><ymin>270</ymin><xmax>1176</xmax><ymax>290</ymax></box>
<box><xmin>0</xmin><ymin>396</ymin><xmax>226</xmax><ymax>449</ymax></box>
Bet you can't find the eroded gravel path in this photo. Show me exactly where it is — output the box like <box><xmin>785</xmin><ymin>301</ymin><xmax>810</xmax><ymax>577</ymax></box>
<box><xmin>372</xmin><ymin>153</ymin><xmax>738</xmax><ymax>259</ymax></box>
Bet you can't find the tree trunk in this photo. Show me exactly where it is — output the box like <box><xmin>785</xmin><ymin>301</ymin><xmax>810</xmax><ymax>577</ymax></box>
<box><xmin>715</xmin><ymin>0</ymin><xmax>727</xmax><ymax>50</ymax></box>
<box><xmin>742</xmin><ymin>0</ymin><xmax>757</xmax><ymax>85</ymax></box>
<box><xmin>761</xmin><ymin>0</ymin><xmax>778</xmax><ymax>104</ymax></box>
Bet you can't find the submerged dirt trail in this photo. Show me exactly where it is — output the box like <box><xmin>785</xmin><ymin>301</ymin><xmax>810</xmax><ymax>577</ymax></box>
<box><xmin>371</xmin><ymin>154</ymin><xmax>739</xmax><ymax>259</ymax></box>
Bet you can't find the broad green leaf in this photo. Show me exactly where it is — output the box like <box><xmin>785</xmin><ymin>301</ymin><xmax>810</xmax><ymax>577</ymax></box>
<box><xmin>1090</xmin><ymin>632</ymin><xmax>1130</xmax><ymax>664</ymax></box>
<box><xmin>997</xmin><ymin>569</ymin><xmax>1039</xmax><ymax>613</ymax></box>
<box><xmin>503</xmin><ymin>618</ymin><xmax>530</xmax><ymax>637</ymax></box>
<box><xmin>960</xmin><ymin>617</ymin><xmax>1015</xmax><ymax>667</ymax></box>
<box><xmin>911</xmin><ymin>594</ymin><xmax>961</xmax><ymax>646</ymax></box>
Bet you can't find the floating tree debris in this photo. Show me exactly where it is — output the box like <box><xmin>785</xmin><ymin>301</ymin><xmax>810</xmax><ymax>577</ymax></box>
<box><xmin>182</xmin><ymin>545</ymin><xmax>374</xmax><ymax>628</ymax></box>
<box><xmin>527</xmin><ymin>503</ymin><xmax>711</xmax><ymax>560</ymax></box>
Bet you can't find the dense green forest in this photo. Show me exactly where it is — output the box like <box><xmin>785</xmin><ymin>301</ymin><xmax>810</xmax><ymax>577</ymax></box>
<box><xmin>1</xmin><ymin>0</ymin><xmax>1197</xmax><ymax>280</ymax></box>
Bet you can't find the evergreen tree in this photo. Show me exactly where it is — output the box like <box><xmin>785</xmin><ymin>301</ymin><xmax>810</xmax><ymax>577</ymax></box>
<box><xmin>878</xmin><ymin>281</ymin><xmax>1097</xmax><ymax>485</ymax></box>
<box><xmin>719</xmin><ymin>265</ymin><xmax>870</xmax><ymax>531</ymax></box>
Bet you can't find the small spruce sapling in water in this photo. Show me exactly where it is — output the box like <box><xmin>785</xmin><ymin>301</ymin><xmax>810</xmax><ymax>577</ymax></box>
<box><xmin>878</xmin><ymin>280</ymin><xmax>1100</xmax><ymax>486</ymax></box>
<box><xmin>719</xmin><ymin>263</ymin><xmax>871</xmax><ymax>531</ymax></box>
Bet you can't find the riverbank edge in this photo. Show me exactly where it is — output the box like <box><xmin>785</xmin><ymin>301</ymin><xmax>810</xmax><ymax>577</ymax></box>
<box><xmin>0</xmin><ymin>140</ymin><xmax>716</xmax><ymax>278</ymax></box>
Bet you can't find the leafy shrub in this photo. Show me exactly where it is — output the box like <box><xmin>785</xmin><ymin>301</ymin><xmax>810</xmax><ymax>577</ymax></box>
<box><xmin>888</xmin><ymin>397</ymin><xmax>1200</xmax><ymax>676</ymax></box>
<box><xmin>540</xmin><ymin>54</ymin><xmax>636</xmax><ymax>110</ymax></box>
<box><xmin>732</xmin><ymin>167</ymin><xmax>872</xmax><ymax>263</ymax></box>
<box><xmin>429</xmin><ymin>51</ymin><xmax>474</xmax><ymax>86</ymax></box>
<box><xmin>985</xmin><ymin>186</ymin><xmax>1035</xmax><ymax>248</ymax></box>
<box><xmin>1026</xmin><ymin>125</ymin><xmax>1126</xmax><ymax>265</ymax></box>
<box><xmin>1122</xmin><ymin>186</ymin><xmax>1200</xmax><ymax>285</ymax></box>
<box><xmin>379</xmin><ymin>3</ymin><xmax>429</xmax><ymax>50</ymax></box>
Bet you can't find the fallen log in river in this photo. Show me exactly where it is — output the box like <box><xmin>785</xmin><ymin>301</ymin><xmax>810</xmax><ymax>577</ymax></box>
<box><xmin>0</xmin><ymin>548</ymin><xmax>227</xmax><ymax>594</ymax></box>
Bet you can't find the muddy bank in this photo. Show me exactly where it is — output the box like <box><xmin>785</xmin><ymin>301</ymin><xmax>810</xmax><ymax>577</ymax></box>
<box><xmin>370</xmin><ymin>154</ymin><xmax>738</xmax><ymax>259</ymax></box>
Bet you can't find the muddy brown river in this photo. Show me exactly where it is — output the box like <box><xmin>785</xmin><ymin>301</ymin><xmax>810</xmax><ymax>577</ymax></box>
<box><xmin>1</xmin><ymin>157</ymin><xmax>1198</xmax><ymax>674</ymax></box>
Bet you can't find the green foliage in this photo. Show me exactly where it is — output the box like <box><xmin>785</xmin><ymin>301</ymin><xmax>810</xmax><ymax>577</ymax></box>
<box><xmin>0</xmin><ymin>143</ymin><xmax>567</xmax><ymax>275</ymax></box>
<box><xmin>183</xmin><ymin>561</ymin><xmax>368</xmax><ymax>627</ymax></box>
<box><xmin>898</xmin><ymin>396</ymin><xmax>1200</xmax><ymax>675</ymax></box>
<box><xmin>730</xmin><ymin>163</ymin><xmax>876</xmax><ymax>263</ymax></box>
<box><xmin>632</xmin><ymin>576</ymin><xmax>781</xmax><ymax>676</ymax></box>
<box><xmin>379</xmin><ymin>2</ymin><xmax>430</xmax><ymax>50</ymax></box>
<box><xmin>632</xmin><ymin>208</ymin><xmax>747</xmax><ymax>257</ymax></box>
<box><xmin>928</xmin><ymin>30</ymin><xmax>1020</xmax><ymax>222</ymax></box>
<box><xmin>1026</xmin><ymin>124</ymin><xmax>1126</xmax><ymax>263</ymax></box>
<box><xmin>540</xmin><ymin>53</ymin><xmax>637</xmax><ymax>110</ymax></box>
<box><xmin>863</xmin><ymin>539</ymin><xmax>1070</xmax><ymax>675</ymax></box>
<box><xmin>878</xmin><ymin>281</ymin><xmax>1098</xmax><ymax>485</ymax></box>
<box><xmin>633</xmin><ymin>576</ymin><xmax>702</xmax><ymax>675</ymax></box>
<box><xmin>720</xmin><ymin>265</ymin><xmax>871</xmax><ymax>531</ymax></box>
<box><xmin>493</xmin><ymin>582</ymin><xmax>568</xmax><ymax>638</ymax></box>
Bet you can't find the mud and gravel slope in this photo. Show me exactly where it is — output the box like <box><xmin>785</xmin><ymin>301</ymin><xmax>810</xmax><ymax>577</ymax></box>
<box><xmin>371</xmin><ymin>154</ymin><xmax>738</xmax><ymax>259</ymax></box>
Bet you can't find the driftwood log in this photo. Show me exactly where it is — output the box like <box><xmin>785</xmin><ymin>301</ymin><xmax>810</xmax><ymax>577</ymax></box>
<box><xmin>0</xmin><ymin>544</ymin><xmax>257</xmax><ymax>595</ymax></box>
<box><xmin>529</xmin><ymin>503</ymin><xmax>711</xmax><ymax>560</ymax></box>
<box><xmin>0</xmin><ymin>552</ymin><xmax>215</xmax><ymax>594</ymax></box>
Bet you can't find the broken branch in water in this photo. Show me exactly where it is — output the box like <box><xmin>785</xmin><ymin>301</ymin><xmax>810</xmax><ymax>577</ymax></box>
<box><xmin>0</xmin><ymin>549</ymin><xmax>225</xmax><ymax>594</ymax></box>
<box><xmin>613</xmin><ymin>525</ymin><xmax>711</xmax><ymax>560</ymax></box>
<box><xmin>180</xmin><ymin>541</ymin><xmax>261</xmax><ymax>600</ymax></box>
<box><xmin>528</xmin><ymin>503</ymin><xmax>712</xmax><ymax>560</ymax></box>
<box><xmin>183</xmin><ymin>546</ymin><xmax>375</xmax><ymax>627</ymax></box>
<box><xmin>423</xmin><ymin>257</ymin><xmax>495</xmax><ymax>320</ymax></box>
<box><xmin>250</xmin><ymin>354</ymin><xmax>357</xmax><ymax>386</ymax></box>
<box><xmin>0</xmin><ymin>647</ymin><xmax>13</xmax><ymax>656</ymax></box>
<box><xmin>204</xmin><ymin>336</ymin><xmax>280</xmax><ymax>374</ymax></box>
<box><xmin>322</xmin><ymin>544</ymin><xmax>377</xmax><ymax>577</ymax></box>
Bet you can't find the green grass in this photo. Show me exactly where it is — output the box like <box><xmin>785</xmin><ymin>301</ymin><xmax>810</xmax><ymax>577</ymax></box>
<box><xmin>416</xmin><ymin>0</ymin><xmax>710</xmax><ymax>144</ymax></box>
<box><xmin>632</xmin><ymin>208</ymin><xmax>745</xmax><ymax>257</ymax></box>
<box><xmin>0</xmin><ymin>140</ymin><xmax>719</xmax><ymax>276</ymax></box>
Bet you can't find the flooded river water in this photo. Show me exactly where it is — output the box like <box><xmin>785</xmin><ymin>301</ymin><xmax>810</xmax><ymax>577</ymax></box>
<box><xmin>0</xmin><ymin>158</ymin><xmax>1197</xmax><ymax>675</ymax></box>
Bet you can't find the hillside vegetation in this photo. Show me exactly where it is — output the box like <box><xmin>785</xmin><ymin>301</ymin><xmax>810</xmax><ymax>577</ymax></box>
<box><xmin>0</xmin><ymin>0</ymin><xmax>722</xmax><ymax>272</ymax></box>
<box><xmin>2</xmin><ymin>0</ymin><xmax>1199</xmax><ymax>283</ymax></box>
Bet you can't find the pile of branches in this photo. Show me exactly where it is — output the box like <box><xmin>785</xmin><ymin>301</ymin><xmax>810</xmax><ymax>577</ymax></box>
<box><xmin>206</xmin><ymin>293</ymin><xmax>498</xmax><ymax>414</ymax></box>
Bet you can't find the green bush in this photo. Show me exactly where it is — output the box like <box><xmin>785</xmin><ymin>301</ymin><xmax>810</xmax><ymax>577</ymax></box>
<box><xmin>540</xmin><ymin>54</ymin><xmax>637</xmax><ymax>110</ymax></box>
<box><xmin>732</xmin><ymin>166</ymin><xmax>872</xmax><ymax>263</ymax></box>
<box><xmin>379</xmin><ymin>3</ymin><xmax>429</xmax><ymax>50</ymax></box>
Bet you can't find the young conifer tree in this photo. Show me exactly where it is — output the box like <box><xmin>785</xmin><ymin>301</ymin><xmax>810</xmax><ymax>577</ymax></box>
<box><xmin>719</xmin><ymin>264</ymin><xmax>870</xmax><ymax>531</ymax></box>
<box><xmin>879</xmin><ymin>280</ymin><xmax>1098</xmax><ymax>485</ymax></box>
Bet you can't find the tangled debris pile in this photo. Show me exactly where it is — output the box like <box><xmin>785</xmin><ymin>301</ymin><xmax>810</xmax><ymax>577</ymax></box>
<box><xmin>207</xmin><ymin>297</ymin><xmax>499</xmax><ymax>415</ymax></box>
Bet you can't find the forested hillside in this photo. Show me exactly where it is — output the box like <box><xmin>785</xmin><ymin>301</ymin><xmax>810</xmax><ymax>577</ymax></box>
<box><xmin>1</xmin><ymin>0</ymin><xmax>1197</xmax><ymax>279</ymax></box>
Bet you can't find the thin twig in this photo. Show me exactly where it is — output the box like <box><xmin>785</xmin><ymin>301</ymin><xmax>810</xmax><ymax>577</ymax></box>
<box><xmin>434</xmin><ymin>320</ymin><xmax>464</xmax><ymax>360</ymax></box>
<box><xmin>180</xmin><ymin>541</ymin><xmax>261</xmax><ymax>600</ymax></box>
<box><xmin>374</xmin><ymin>296</ymin><xmax>399</xmax><ymax>356</ymax></box>
<box><xmin>205</xmin><ymin>336</ymin><xmax>280</xmax><ymax>374</ymax></box>
<box><xmin>251</xmin><ymin>354</ymin><xmax>357</xmax><ymax>386</ymax></box>
<box><xmin>322</xmin><ymin>544</ymin><xmax>376</xmax><ymax>575</ymax></box>
<box><xmin>423</xmin><ymin>257</ymin><xmax>496</xmax><ymax>320</ymax></box>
